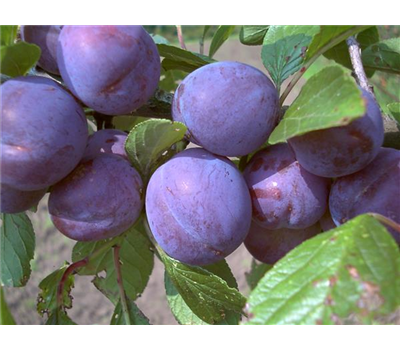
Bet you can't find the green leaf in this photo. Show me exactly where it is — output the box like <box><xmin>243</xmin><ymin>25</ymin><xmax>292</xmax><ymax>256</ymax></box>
<box><xmin>261</xmin><ymin>25</ymin><xmax>319</xmax><ymax>90</ymax></box>
<box><xmin>159</xmin><ymin>249</ymin><xmax>246</xmax><ymax>324</ymax></box>
<box><xmin>387</xmin><ymin>103</ymin><xmax>400</xmax><ymax>124</ymax></box>
<box><xmin>157</xmin><ymin>43</ymin><xmax>215</xmax><ymax>73</ymax></box>
<box><xmin>239</xmin><ymin>25</ymin><xmax>269</xmax><ymax>46</ymax></box>
<box><xmin>110</xmin><ymin>299</ymin><xmax>150</xmax><ymax>325</ymax></box>
<box><xmin>0</xmin><ymin>286</ymin><xmax>16</xmax><ymax>325</ymax></box>
<box><xmin>201</xmin><ymin>25</ymin><xmax>212</xmax><ymax>43</ymax></box>
<box><xmin>323</xmin><ymin>26</ymin><xmax>380</xmax><ymax>77</ymax></box>
<box><xmin>125</xmin><ymin>119</ymin><xmax>187</xmax><ymax>182</ymax></box>
<box><xmin>72</xmin><ymin>235</ymin><xmax>123</xmax><ymax>276</ymax></box>
<box><xmin>371</xmin><ymin>71</ymin><xmax>400</xmax><ymax>114</ymax></box>
<box><xmin>269</xmin><ymin>65</ymin><xmax>365</xmax><ymax>144</ymax></box>
<box><xmin>37</xmin><ymin>263</ymin><xmax>75</xmax><ymax>317</ymax></box>
<box><xmin>362</xmin><ymin>38</ymin><xmax>400</xmax><ymax>75</ymax></box>
<box><xmin>165</xmin><ymin>260</ymin><xmax>241</xmax><ymax>325</ymax></box>
<box><xmin>247</xmin><ymin>215</ymin><xmax>400</xmax><ymax>325</ymax></box>
<box><xmin>165</xmin><ymin>273</ymin><xmax>208</xmax><ymax>325</ymax></box>
<box><xmin>209</xmin><ymin>25</ymin><xmax>235</xmax><ymax>58</ymax></box>
<box><xmin>45</xmin><ymin>309</ymin><xmax>76</xmax><ymax>325</ymax></box>
<box><xmin>159</xmin><ymin>69</ymin><xmax>188</xmax><ymax>92</ymax></box>
<box><xmin>245</xmin><ymin>259</ymin><xmax>272</xmax><ymax>291</ymax></box>
<box><xmin>0</xmin><ymin>41</ymin><xmax>41</xmax><ymax>77</ymax></box>
<box><xmin>0</xmin><ymin>213</ymin><xmax>35</xmax><ymax>287</ymax></box>
<box><xmin>0</xmin><ymin>25</ymin><xmax>18</xmax><ymax>46</ymax></box>
<box><xmin>92</xmin><ymin>223</ymin><xmax>154</xmax><ymax>304</ymax></box>
<box><xmin>305</xmin><ymin>25</ymin><xmax>372</xmax><ymax>62</ymax></box>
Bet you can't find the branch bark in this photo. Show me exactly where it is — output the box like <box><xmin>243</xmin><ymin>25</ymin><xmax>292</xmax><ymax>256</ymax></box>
<box><xmin>347</xmin><ymin>36</ymin><xmax>400</xmax><ymax>150</ymax></box>
<box><xmin>176</xmin><ymin>25</ymin><xmax>187</xmax><ymax>50</ymax></box>
<box><xmin>346</xmin><ymin>36</ymin><xmax>375</xmax><ymax>97</ymax></box>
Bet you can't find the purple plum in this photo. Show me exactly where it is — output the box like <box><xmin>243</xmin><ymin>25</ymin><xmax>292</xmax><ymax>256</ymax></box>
<box><xmin>82</xmin><ymin>129</ymin><xmax>128</xmax><ymax>161</ymax></box>
<box><xmin>172</xmin><ymin>61</ymin><xmax>279</xmax><ymax>157</ymax></box>
<box><xmin>243</xmin><ymin>144</ymin><xmax>329</xmax><ymax>229</ymax></box>
<box><xmin>0</xmin><ymin>76</ymin><xmax>88</xmax><ymax>191</ymax></box>
<box><xmin>21</xmin><ymin>25</ymin><xmax>62</xmax><ymax>75</ymax></box>
<box><xmin>145</xmin><ymin>148</ymin><xmax>252</xmax><ymax>266</ymax></box>
<box><xmin>49</xmin><ymin>154</ymin><xmax>143</xmax><ymax>241</ymax></box>
<box><xmin>245</xmin><ymin>220</ymin><xmax>322</xmax><ymax>265</ymax></box>
<box><xmin>0</xmin><ymin>184</ymin><xmax>46</xmax><ymax>214</ymax></box>
<box><xmin>288</xmin><ymin>90</ymin><xmax>384</xmax><ymax>178</ymax></box>
<box><xmin>57</xmin><ymin>25</ymin><xmax>160</xmax><ymax>115</ymax></box>
<box><xmin>329</xmin><ymin>147</ymin><xmax>400</xmax><ymax>244</ymax></box>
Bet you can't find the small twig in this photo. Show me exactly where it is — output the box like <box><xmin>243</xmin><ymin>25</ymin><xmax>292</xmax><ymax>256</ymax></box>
<box><xmin>368</xmin><ymin>213</ymin><xmax>400</xmax><ymax>234</ymax></box>
<box><xmin>56</xmin><ymin>258</ymin><xmax>89</xmax><ymax>310</ymax></box>
<box><xmin>113</xmin><ymin>245</ymin><xmax>131</xmax><ymax>325</ymax></box>
<box><xmin>346</xmin><ymin>36</ymin><xmax>375</xmax><ymax>98</ymax></box>
<box><xmin>176</xmin><ymin>25</ymin><xmax>187</xmax><ymax>50</ymax></box>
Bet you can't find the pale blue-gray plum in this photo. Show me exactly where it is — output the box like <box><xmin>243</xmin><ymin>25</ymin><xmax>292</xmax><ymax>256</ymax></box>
<box><xmin>21</xmin><ymin>25</ymin><xmax>62</xmax><ymax>75</ymax></box>
<box><xmin>0</xmin><ymin>76</ymin><xmax>88</xmax><ymax>191</ymax></box>
<box><xmin>330</xmin><ymin>147</ymin><xmax>400</xmax><ymax>244</ymax></box>
<box><xmin>243</xmin><ymin>144</ymin><xmax>329</xmax><ymax>229</ymax></box>
<box><xmin>82</xmin><ymin>129</ymin><xmax>128</xmax><ymax>161</ymax></box>
<box><xmin>49</xmin><ymin>154</ymin><xmax>143</xmax><ymax>241</ymax></box>
<box><xmin>288</xmin><ymin>90</ymin><xmax>384</xmax><ymax>178</ymax></box>
<box><xmin>244</xmin><ymin>220</ymin><xmax>322</xmax><ymax>265</ymax></box>
<box><xmin>172</xmin><ymin>61</ymin><xmax>279</xmax><ymax>157</ymax></box>
<box><xmin>0</xmin><ymin>184</ymin><xmax>46</xmax><ymax>214</ymax></box>
<box><xmin>145</xmin><ymin>148</ymin><xmax>252</xmax><ymax>266</ymax></box>
<box><xmin>57</xmin><ymin>25</ymin><xmax>160</xmax><ymax>115</ymax></box>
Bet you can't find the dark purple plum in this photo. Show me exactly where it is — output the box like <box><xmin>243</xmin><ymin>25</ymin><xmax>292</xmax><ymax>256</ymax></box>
<box><xmin>244</xmin><ymin>220</ymin><xmax>322</xmax><ymax>265</ymax></box>
<box><xmin>49</xmin><ymin>154</ymin><xmax>143</xmax><ymax>241</ymax></box>
<box><xmin>21</xmin><ymin>25</ymin><xmax>62</xmax><ymax>75</ymax></box>
<box><xmin>0</xmin><ymin>76</ymin><xmax>88</xmax><ymax>191</ymax></box>
<box><xmin>82</xmin><ymin>129</ymin><xmax>128</xmax><ymax>161</ymax></box>
<box><xmin>172</xmin><ymin>61</ymin><xmax>279</xmax><ymax>157</ymax></box>
<box><xmin>57</xmin><ymin>25</ymin><xmax>160</xmax><ymax>115</ymax></box>
<box><xmin>319</xmin><ymin>209</ymin><xmax>337</xmax><ymax>232</ymax></box>
<box><xmin>0</xmin><ymin>184</ymin><xmax>46</xmax><ymax>214</ymax></box>
<box><xmin>288</xmin><ymin>90</ymin><xmax>384</xmax><ymax>178</ymax></box>
<box><xmin>145</xmin><ymin>148</ymin><xmax>252</xmax><ymax>266</ymax></box>
<box><xmin>330</xmin><ymin>147</ymin><xmax>400</xmax><ymax>244</ymax></box>
<box><xmin>243</xmin><ymin>144</ymin><xmax>329</xmax><ymax>229</ymax></box>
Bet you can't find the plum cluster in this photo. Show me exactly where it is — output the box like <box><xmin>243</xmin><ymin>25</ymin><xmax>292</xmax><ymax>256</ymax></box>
<box><xmin>1</xmin><ymin>25</ymin><xmax>159</xmax><ymax>240</ymax></box>
<box><xmin>1</xmin><ymin>25</ymin><xmax>398</xmax><ymax>268</ymax></box>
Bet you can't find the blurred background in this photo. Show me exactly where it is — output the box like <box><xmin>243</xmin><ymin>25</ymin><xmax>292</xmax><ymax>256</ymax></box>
<box><xmin>3</xmin><ymin>25</ymin><xmax>400</xmax><ymax>325</ymax></box>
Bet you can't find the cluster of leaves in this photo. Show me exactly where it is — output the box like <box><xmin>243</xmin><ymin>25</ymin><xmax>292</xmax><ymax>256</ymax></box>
<box><xmin>1</xmin><ymin>25</ymin><xmax>400</xmax><ymax>325</ymax></box>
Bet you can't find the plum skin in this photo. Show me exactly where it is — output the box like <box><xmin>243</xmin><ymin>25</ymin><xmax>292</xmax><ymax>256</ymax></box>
<box><xmin>288</xmin><ymin>90</ymin><xmax>384</xmax><ymax>178</ymax></box>
<box><xmin>57</xmin><ymin>25</ymin><xmax>161</xmax><ymax>115</ymax></box>
<box><xmin>172</xmin><ymin>61</ymin><xmax>279</xmax><ymax>157</ymax></box>
<box><xmin>21</xmin><ymin>25</ymin><xmax>62</xmax><ymax>75</ymax></box>
<box><xmin>145</xmin><ymin>148</ymin><xmax>252</xmax><ymax>266</ymax></box>
<box><xmin>243</xmin><ymin>144</ymin><xmax>329</xmax><ymax>230</ymax></box>
<box><xmin>245</xmin><ymin>220</ymin><xmax>322</xmax><ymax>265</ymax></box>
<box><xmin>48</xmin><ymin>154</ymin><xmax>143</xmax><ymax>241</ymax></box>
<box><xmin>82</xmin><ymin>129</ymin><xmax>128</xmax><ymax>161</ymax></box>
<box><xmin>329</xmin><ymin>147</ymin><xmax>400</xmax><ymax>244</ymax></box>
<box><xmin>0</xmin><ymin>184</ymin><xmax>47</xmax><ymax>214</ymax></box>
<box><xmin>0</xmin><ymin>76</ymin><xmax>88</xmax><ymax>191</ymax></box>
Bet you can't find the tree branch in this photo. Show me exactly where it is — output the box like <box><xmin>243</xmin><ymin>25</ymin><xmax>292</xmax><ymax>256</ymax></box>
<box><xmin>176</xmin><ymin>25</ymin><xmax>187</xmax><ymax>50</ymax></box>
<box><xmin>346</xmin><ymin>36</ymin><xmax>375</xmax><ymax>97</ymax></box>
<box><xmin>56</xmin><ymin>258</ymin><xmax>89</xmax><ymax>310</ymax></box>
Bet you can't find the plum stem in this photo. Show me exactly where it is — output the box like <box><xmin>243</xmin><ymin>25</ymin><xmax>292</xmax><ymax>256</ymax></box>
<box><xmin>113</xmin><ymin>245</ymin><xmax>131</xmax><ymax>325</ymax></box>
<box><xmin>368</xmin><ymin>213</ymin><xmax>400</xmax><ymax>234</ymax></box>
<box><xmin>176</xmin><ymin>26</ymin><xmax>187</xmax><ymax>50</ymax></box>
<box><xmin>56</xmin><ymin>258</ymin><xmax>89</xmax><ymax>310</ymax></box>
<box><xmin>346</xmin><ymin>36</ymin><xmax>376</xmax><ymax>98</ymax></box>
